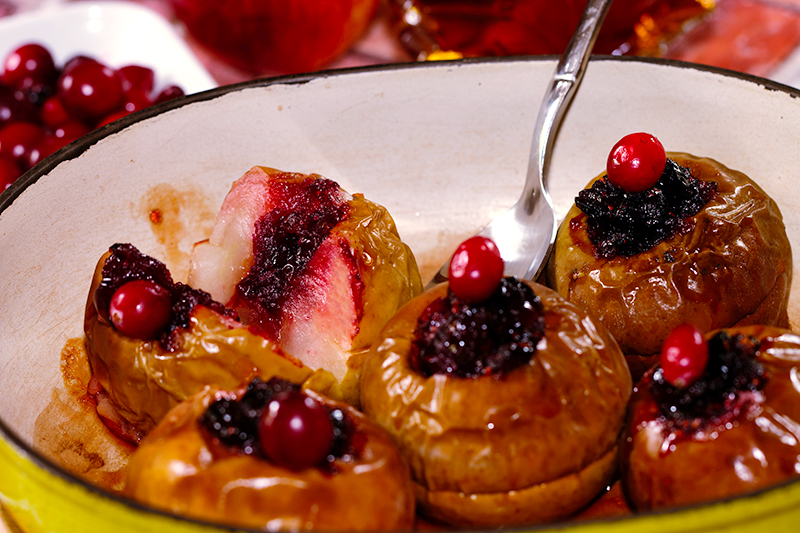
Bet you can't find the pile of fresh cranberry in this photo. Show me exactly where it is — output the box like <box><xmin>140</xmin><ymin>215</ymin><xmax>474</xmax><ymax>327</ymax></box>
<box><xmin>0</xmin><ymin>43</ymin><xmax>186</xmax><ymax>190</ymax></box>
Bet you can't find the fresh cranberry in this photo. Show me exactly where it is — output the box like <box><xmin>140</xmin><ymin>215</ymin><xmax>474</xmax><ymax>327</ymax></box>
<box><xmin>53</xmin><ymin>120</ymin><xmax>89</xmax><ymax>142</ymax></box>
<box><xmin>122</xmin><ymin>92</ymin><xmax>153</xmax><ymax>114</ymax></box>
<box><xmin>0</xmin><ymin>84</ymin><xmax>36</xmax><ymax>127</ymax></box>
<box><xmin>258</xmin><ymin>390</ymin><xmax>334</xmax><ymax>470</ymax></box>
<box><xmin>118</xmin><ymin>65</ymin><xmax>155</xmax><ymax>97</ymax></box>
<box><xmin>58</xmin><ymin>60</ymin><xmax>124</xmax><ymax>120</ymax></box>
<box><xmin>154</xmin><ymin>85</ymin><xmax>185</xmax><ymax>104</ymax></box>
<box><xmin>2</xmin><ymin>43</ymin><xmax>57</xmax><ymax>88</ymax></box>
<box><xmin>61</xmin><ymin>55</ymin><xmax>98</xmax><ymax>76</ymax></box>
<box><xmin>27</xmin><ymin>121</ymin><xmax>88</xmax><ymax>167</ymax></box>
<box><xmin>448</xmin><ymin>236</ymin><xmax>504</xmax><ymax>303</ymax></box>
<box><xmin>660</xmin><ymin>324</ymin><xmax>709</xmax><ymax>388</ymax></box>
<box><xmin>108</xmin><ymin>279</ymin><xmax>173</xmax><ymax>340</ymax></box>
<box><xmin>40</xmin><ymin>95</ymin><xmax>71</xmax><ymax>127</ymax></box>
<box><xmin>606</xmin><ymin>132</ymin><xmax>667</xmax><ymax>193</ymax></box>
<box><xmin>96</xmin><ymin>110</ymin><xmax>130</xmax><ymax>128</ymax></box>
<box><xmin>26</xmin><ymin>135</ymin><xmax>58</xmax><ymax>168</ymax></box>
<box><xmin>0</xmin><ymin>155</ymin><xmax>21</xmax><ymax>189</ymax></box>
<box><xmin>0</xmin><ymin>121</ymin><xmax>45</xmax><ymax>167</ymax></box>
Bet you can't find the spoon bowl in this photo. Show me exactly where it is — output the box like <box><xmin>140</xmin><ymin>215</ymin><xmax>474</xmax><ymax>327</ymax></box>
<box><xmin>428</xmin><ymin>0</ymin><xmax>614</xmax><ymax>286</ymax></box>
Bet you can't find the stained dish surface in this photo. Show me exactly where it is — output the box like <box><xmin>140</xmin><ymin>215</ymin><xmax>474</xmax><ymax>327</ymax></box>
<box><xmin>1</xmin><ymin>56</ymin><xmax>800</xmax><ymax>532</ymax></box>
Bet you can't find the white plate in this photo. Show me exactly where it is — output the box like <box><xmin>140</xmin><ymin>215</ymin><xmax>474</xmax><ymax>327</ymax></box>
<box><xmin>0</xmin><ymin>1</ymin><xmax>216</xmax><ymax>94</ymax></box>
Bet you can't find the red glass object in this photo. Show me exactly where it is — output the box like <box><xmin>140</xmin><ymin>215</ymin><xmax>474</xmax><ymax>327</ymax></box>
<box><xmin>166</xmin><ymin>0</ymin><xmax>380</xmax><ymax>75</ymax></box>
<box><xmin>391</xmin><ymin>0</ymin><xmax>714</xmax><ymax>60</ymax></box>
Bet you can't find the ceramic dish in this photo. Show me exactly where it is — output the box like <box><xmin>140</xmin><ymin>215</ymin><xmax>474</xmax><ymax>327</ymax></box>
<box><xmin>1</xmin><ymin>56</ymin><xmax>799</xmax><ymax>532</ymax></box>
<box><xmin>0</xmin><ymin>0</ymin><xmax>216</xmax><ymax>94</ymax></box>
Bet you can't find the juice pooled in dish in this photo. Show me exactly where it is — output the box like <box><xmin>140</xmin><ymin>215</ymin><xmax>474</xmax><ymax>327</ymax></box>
<box><xmin>622</xmin><ymin>324</ymin><xmax>800</xmax><ymax>510</ymax></box>
<box><xmin>360</xmin><ymin>237</ymin><xmax>632</xmax><ymax>527</ymax></box>
<box><xmin>547</xmin><ymin>133</ymin><xmax>792</xmax><ymax>376</ymax></box>
<box><xmin>125</xmin><ymin>376</ymin><xmax>415</xmax><ymax>531</ymax></box>
<box><xmin>189</xmin><ymin>167</ymin><xmax>423</xmax><ymax>404</ymax></box>
<box><xmin>84</xmin><ymin>243</ymin><xmax>332</xmax><ymax>443</ymax></box>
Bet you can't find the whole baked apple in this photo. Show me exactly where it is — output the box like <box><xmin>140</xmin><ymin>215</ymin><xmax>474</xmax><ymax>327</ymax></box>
<box><xmin>167</xmin><ymin>0</ymin><xmax>379</xmax><ymax>75</ymax></box>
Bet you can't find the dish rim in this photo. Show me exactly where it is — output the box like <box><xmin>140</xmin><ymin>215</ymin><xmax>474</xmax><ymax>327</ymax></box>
<box><xmin>1</xmin><ymin>54</ymin><xmax>800</xmax><ymax>531</ymax></box>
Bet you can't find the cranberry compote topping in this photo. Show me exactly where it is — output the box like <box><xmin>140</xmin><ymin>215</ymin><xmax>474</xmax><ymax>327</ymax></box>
<box><xmin>448</xmin><ymin>236</ymin><xmax>504</xmax><ymax>303</ymax></box>
<box><xmin>412</xmin><ymin>278</ymin><xmax>546</xmax><ymax>378</ymax></box>
<box><xmin>575</xmin><ymin>159</ymin><xmax>718</xmax><ymax>258</ymax></box>
<box><xmin>94</xmin><ymin>243</ymin><xmax>234</xmax><ymax>349</ymax></box>
<box><xmin>649</xmin><ymin>331</ymin><xmax>767</xmax><ymax>435</ymax></box>
<box><xmin>199</xmin><ymin>377</ymin><xmax>360</xmax><ymax>472</ymax></box>
<box><xmin>234</xmin><ymin>176</ymin><xmax>349</xmax><ymax>337</ymax></box>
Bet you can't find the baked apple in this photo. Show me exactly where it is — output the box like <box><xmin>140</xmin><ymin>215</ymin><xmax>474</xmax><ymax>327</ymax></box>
<box><xmin>547</xmin><ymin>134</ymin><xmax>791</xmax><ymax>373</ymax></box>
<box><xmin>360</xmin><ymin>261</ymin><xmax>631</xmax><ymax>527</ymax></box>
<box><xmin>622</xmin><ymin>324</ymin><xmax>800</xmax><ymax>510</ymax></box>
<box><xmin>125</xmin><ymin>376</ymin><xmax>415</xmax><ymax>531</ymax></box>
<box><xmin>189</xmin><ymin>166</ymin><xmax>423</xmax><ymax>404</ymax></box>
<box><xmin>85</xmin><ymin>243</ymin><xmax>335</xmax><ymax>443</ymax></box>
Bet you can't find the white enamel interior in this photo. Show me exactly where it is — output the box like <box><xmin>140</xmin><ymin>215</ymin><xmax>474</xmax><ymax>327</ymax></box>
<box><xmin>1</xmin><ymin>56</ymin><xmax>799</xmax><ymax>531</ymax></box>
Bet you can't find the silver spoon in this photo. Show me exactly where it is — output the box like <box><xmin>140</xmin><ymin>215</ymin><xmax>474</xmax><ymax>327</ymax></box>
<box><xmin>428</xmin><ymin>0</ymin><xmax>614</xmax><ymax>287</ymax></box>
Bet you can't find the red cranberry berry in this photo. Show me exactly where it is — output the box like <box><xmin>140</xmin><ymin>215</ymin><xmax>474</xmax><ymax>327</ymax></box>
<box><xmin>448</xmin><ymin>236</ymin><xmax>504</xmax><ymax>303</ymax></box>
<box><xmin>0</xmin><ymin>84</ymin><xmax>36</xmax><ymax>127</ymax></box>
<box><xmin>118</xmin><ymin>65</ymin><xmax>155</xmax><ymax>98</ymax></box>
<box><xmin>0</xmin><ymin>155</ymin><xmax>21</xmax><ymax>189</ymax></box>
<box><xmin>258</xmin><ymin>390</ymin><xmax>334</xmax><ymax>470</ymax></box>
<box><xmin>0</xmin><ymin>121</ymin><xmax>45</xmax><ymax>167</ymax></box>
<box><xmin>108</xmin><ymin>279</ymin><xmax>172</xmax><ymax>340</ymax></box>
<box><xmin>2</xmin><ymin>43</ymin><xmax>56</xmax><ymax>88</ymax></box>
<box><xmin>96</xmin><ymin>110</ymin><xmax>130</xmax><ymax>128</ymax></box>
<box><xmin>154</xmin><ymin>85</ymin><xmax>185</xmax><ymax>104</ymax></box>
<box><xmin>58</xmin><ymin>60</ymin><xmax>124</xmax><ymax>120</ymax></box>
<box><xmin>40</xmin><ymin>95</ymin><xmax>71</xmax><ymax>127</ymax></box>
<box><xmin>606</xmin><ymin>132</ymin><xmax>667</xmax><ymax>193</ymax></box>
<box><xmin>660</xmin><ymin>324</ymin><xmax>709</xmax><ymax>388</ymax></box>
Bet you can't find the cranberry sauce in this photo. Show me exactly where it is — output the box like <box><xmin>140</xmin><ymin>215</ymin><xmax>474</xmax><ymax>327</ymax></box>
<box><xmin>412</xmin><ymin>278</ymin><xmax>546</xmax><ymax>379</ymax></box>
<box><xmin>575</xmin><ymin>159</ymin><xmax>718</xmax><ymax>258</ymax></box>
<box><xmin>649</xmin><ymin>331</ymin><xmax>768</xmax><ymax>435</ymax></box>
<box><xmin>234</xmin><ymin>176</ymin><xmax>350</xmax><ymax>337</ymax></box>
<box><xmin>199</xmin><ymin>377</ymin><xmax>361</xmax><ymax>471</ymax></box>
<box><xmin>94</xmin><ymin>243</ymin><xmax>234</xmax><ymax>350</ymax></box>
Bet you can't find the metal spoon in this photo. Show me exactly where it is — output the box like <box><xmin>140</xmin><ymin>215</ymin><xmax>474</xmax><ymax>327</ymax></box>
<box><xmin>428</xmin><ymin>0</ymin><xmax>614</xmax><ymax>287</ymax></box>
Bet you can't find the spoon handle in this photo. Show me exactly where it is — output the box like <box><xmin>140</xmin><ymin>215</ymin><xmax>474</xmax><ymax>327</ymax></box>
<box><xmin>524</xmin><ymin>0</ymin><xmax>614</xmax><ymax>209</ymax></box>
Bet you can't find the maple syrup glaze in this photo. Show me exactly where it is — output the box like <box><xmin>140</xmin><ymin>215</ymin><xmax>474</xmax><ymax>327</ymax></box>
<box><xmin>124</xmin><ymin>382</ymin><xmax>415</xmax><ymax>532</ymax></box>
<box><xmin>622</xmin><ymin>325</ymin><xmax>800</xmax><ymax>511</ymax></box>
<box><xmin>361</xmin><ymin>280</ymin><xmax>631</xmax><ymax>528</ymax></box>
<box><xmin>548</xmin><ymin>153</ymin><xmax>792</xmax><ymax>358</ymax></box>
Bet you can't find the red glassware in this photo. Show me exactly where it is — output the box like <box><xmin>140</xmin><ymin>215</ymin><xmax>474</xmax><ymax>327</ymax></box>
<box><xmin>166</xmin><ymin>0</ymin><xmax>380</xmax><ymax>75</ymax></box>
<box><xmin>391</xmin><ymin>0</ymin><xmax>715</xmax><ymax>60</ymax></box>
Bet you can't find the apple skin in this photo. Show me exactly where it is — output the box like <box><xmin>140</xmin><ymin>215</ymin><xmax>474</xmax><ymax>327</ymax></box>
<box><xmin>167</xmin><ymin>0</ymin><xmax>379</xmax><ymax>75</ymax></box>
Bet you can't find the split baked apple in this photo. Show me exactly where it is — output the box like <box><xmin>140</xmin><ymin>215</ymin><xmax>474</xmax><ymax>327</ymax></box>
<box><xmin>189</xmin><ymin>166</ymin><xmax>423</xmax><ymax>404</ymax></box>
<box><xmin>84</xmin><ymin>243</ymin><xmax>333</xmax><ymax>443</ymax></box>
